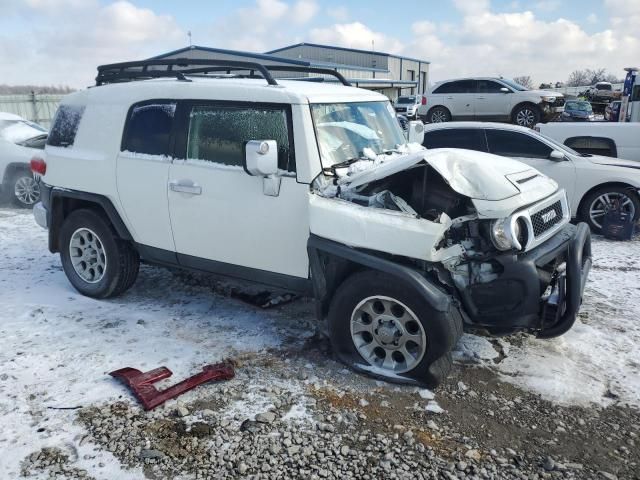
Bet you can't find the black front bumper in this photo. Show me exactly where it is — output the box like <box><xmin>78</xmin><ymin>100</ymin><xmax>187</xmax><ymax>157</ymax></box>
<box><xmin>459</xmin><ymin>223</ymin><xmax>592</xmax><ymax>337</ymax></box>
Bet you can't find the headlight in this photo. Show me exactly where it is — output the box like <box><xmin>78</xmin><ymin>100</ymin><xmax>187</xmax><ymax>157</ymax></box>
<box><xmin>541</xmin><ymin>95</ymin><xmax>556</xmax><ymax>103</ymax></box>
<box><xmin>490</xmin><ymin>219</ymin><xmax>514</xmax><ymax>251</ymax></box>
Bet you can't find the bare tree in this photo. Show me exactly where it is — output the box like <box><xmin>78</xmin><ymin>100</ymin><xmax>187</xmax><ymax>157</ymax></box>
<box><xmin>566</xmin><ymin>69</ymin><xmax>621</xmax><ymax>87</ymax></box>
<box><xmin>566</xmin><ymin>70</ymin><xmax>590</xmax><ymax>87</ymax></box>
<box><xmin>512</xmin><ymin>76</ymin><xmax>534</xmax><ymax>89</ymax></box>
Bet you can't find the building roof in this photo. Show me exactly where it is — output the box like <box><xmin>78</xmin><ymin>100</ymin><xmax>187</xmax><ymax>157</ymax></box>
<box><xmin>265</xmin><ymin>42</ymin><xmax>430</xmax><ymax>64</ymax></box>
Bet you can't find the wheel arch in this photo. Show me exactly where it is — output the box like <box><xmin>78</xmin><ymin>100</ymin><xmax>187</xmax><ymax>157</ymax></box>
<box><xmin>48</xmin><ymin>189</ymin><xmax>133</xmax><ymax>253</ymax></box>
<box><xmin>2</xmin><ymin>162</ymin><xmax>31</xmax><ymax>184</ymax></box>
<box><xmin>577</xmin><ymin>181</ymin><xmax>640</xmax><ymax>219</ymax></box>
<box><xmin>307</xmin><ymin>234</ymin><xmax>453</xmax><ymax>322</ymax></box>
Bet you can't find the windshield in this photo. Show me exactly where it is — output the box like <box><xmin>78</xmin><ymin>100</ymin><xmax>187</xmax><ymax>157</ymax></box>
<box><xmin>311</xmin><ymin>101</ymin><xmax>407</xmax><ymax>168</ymax></box>
<box><xmin>596</xmin><ymin>84</ymin><xmax>612</xmax><ymax>90</ymax></box>
<box><xmin>0</xmin><ymin>120</ymin><xmax>47</xmax><ymax>144</ymax></box>
<box><xmin>500</xmin><ymin>78</ymin><xmax>528</xmax><ymax>91</ymax></box>
<box><xmin>566</xmin><ymin>101</ymin><xmax>592</xmax><ymax>112</ymax></box>
<box><xmin>396</xmin><ymin>96</ymin><xmax>416</xmax><ymax>104</ymax></box>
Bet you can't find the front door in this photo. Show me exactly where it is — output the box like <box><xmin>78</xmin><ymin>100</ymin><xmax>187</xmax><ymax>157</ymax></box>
<box><xmin>167</xmin><ymin>102</ymin><xmax>310</xmax><ymax>284</ymax></box>
<box><xmin>474</xmin><ymin>80</ymin><xmax>513</xmax><ymax>121</ymax></box>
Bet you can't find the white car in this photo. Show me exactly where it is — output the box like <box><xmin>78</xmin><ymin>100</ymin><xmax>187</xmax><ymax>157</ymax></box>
<box><xmin>394</xmin><ymin>95</ymin><xmax>424</xmax><ymax>119</ymax></box>
<box><xmin>32</xmin><ymin>58</ymin><xmax>591</xmax><ymax>386</ymax></box>
<box><xmin>423</xmin><ymin>121</ymin><xmax>640</xmax><ymax>232</ymax></box>
<box><xmin>0</xmin><ymin>112</ymin><xmax>47</xmax><ymax>207</ymax></box>
<box><xmin>419</xmin><ymin>77</ymin><xmax>565</xmax><ymax>128</ymax></box>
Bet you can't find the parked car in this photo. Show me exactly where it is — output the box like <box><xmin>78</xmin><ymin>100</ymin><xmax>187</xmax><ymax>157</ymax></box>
<box><xmin>0</xmin><ymin>112</ymin><xmax>47</xmax><ymax>207</ymax></box>
<box><xmin>33</xmin><ymin>58</ymin><xmax>591</xmax><ymax>386</ymax></box>
<box><xmin>418</xmin><ymin>77</ymin><xmax>565</xmax><ymax>128</ymax></box>
<box><xmin>604</xmin><ymin>100</ymin><xmax>621</xmax><ymax>121</ymax></box>
<box><xmin>394</xmin><ymin>95</ymin><xmax>424</xmax><ymax>119</ymax></box>
<box><xmin>537</xmin><ymin>122</ymin><xmax>640</xmax><ymax>161</ymax></box>
<box><xmin>396</xmin><ymin>113</ymin><xmax>409</xmax><ymax>133</ymax></box>
<box><xmin>586</xmin><ymin>82</ymin><xmax>615</xmax><ymax>102</ymax></box>
<box><xmin>423</xmin><ymin>121</ymin><xmax>640</xmax><ymax>232</ymax></box>
<box><xmin>560</xmin><ymin>101</ymin><xmax>595</xmax><ymax>122</ymax></box>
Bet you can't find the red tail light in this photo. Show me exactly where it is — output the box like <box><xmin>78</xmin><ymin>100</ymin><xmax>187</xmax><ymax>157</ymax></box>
<box><xmin>421</xmin><ymin>96</ymin><xmax>427</xmax><ymax>105</ymax></box>
<box><xmin>30</xmin><ymin>157</ymin><xmax>46</xmax><ymax>176</ymax></box>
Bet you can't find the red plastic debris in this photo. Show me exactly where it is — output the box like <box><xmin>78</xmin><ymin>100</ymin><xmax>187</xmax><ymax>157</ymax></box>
<box><xmin>109</xmin><ymin>362</ymin><xmax>235</xmax><ymax>410</ymax></box>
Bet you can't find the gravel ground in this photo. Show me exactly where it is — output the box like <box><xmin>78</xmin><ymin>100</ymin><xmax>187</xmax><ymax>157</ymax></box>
<box><xmin>1</xmin><ymin>204</ymin><xmax>639</xmax><ymax>480</ymax></box>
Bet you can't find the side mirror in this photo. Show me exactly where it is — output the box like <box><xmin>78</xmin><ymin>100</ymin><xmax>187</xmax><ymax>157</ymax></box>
<box><xmin>245</xmin><ymin>140</ymin><xmax>281</xmax><ymax>196</ymax></box>
<box><xmin>549</xmin><ymin>150</ymin><xmax>565</xmax><ymax>161</ymax></box>
<box><xmin>407</xmin><ymin>121</ymin><xmax>425</xmax><ymax>144</ymax></box>
<box><xmin>500</xmin><ymin>87</ymin><xmax>510</xmax><ymax>93</ymax></box>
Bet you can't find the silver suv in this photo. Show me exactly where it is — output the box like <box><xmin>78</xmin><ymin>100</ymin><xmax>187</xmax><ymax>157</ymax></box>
<box><xmin>419</xmin><ymin>77</ymin><xmax>565</xmax><ymax>128</ymax></box>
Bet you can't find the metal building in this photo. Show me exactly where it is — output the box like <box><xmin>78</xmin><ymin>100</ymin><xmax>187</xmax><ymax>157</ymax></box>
<box><xmin>153</xmin><ymin>43</ymin><xmax>429</xmax><ymax>100</ymax></box>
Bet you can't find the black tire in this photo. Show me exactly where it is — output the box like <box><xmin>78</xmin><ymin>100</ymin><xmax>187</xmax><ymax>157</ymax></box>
<box><xmin>426</xmin><ymin>106</ymin><xmax>451</xmax><ymax>123</ymax></box>
<box><xmin>327</xmin><ymin>270</ymin><xmax>462</xmax><ymax>387</ymax></box>
<box><xmin>579</xmin><ymin>185</ymin><xmax>640</xmax><ymax>234</ymax></box>
<box><xmin>59</xmin><ymin>209</ymin><xmax>139</xmax><ymax>298</ymax></box>
<box><xmin>6</xmin><ymin>170</ymin><xmax>40</xmax><ymax>208</ymax></box>
<box><xmin>511</xmin><ymin>104</ymin><xmax>541</xmax><ymax>128</ymax></box>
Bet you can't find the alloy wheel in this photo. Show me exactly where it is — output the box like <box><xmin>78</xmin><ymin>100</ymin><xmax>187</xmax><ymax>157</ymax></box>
<box><xmin>69</xmin><ymin>228</ymin><xmax>108</xmax><ymax>284</ymax></box>
<box><xmin>430</xmin><ymin>110</ymin><xmax>448</xmax><ymax>123</ymax></box>
<box><xmin>14</xmin><ymin>176</ymin><xmax>40</xmax><ymax>206</ymax></box>
<box><xmin>515</xmin><ymin>108</ymin><xmax>536</xmax><ymax>128</ymax></box>
<box><xmin>350</xmin><ymin>296</ymin><xmax>427</xmax><ymax>374</ymax></box>
<box><xmin>589</xmin><ymin>192</ymin><xmax>636</xmax><ymax>229</ymax></box>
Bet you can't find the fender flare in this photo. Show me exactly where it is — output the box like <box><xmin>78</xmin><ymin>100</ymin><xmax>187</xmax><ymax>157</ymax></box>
<box><xmin>307</xmin><ymin>234</ymin><xmax>453</xmax><ymax>321</ymax></box>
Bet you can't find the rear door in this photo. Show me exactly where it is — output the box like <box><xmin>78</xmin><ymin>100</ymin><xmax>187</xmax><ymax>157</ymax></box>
<box><xmin>116</xmin><ymin>101</ymin><xmax>176</xmax><ymax>252</ymax></box>
<box><xmin>485</xmin><ymin>128</ymin><xmax>577</xmax><ymax>205</ymax></box>
<box><xmin>433</xmin><ymin>80</ymin><xmax>476</xmax><ymax>120</ymax></box>
<box><xmin>166</xmin><ymin>101</ymin><xmax>310</xmax><ymax>285</ymax></box>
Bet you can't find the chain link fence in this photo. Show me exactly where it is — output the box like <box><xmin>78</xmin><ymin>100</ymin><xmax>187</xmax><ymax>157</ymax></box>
<box><xmin>0</xmin><ymin>93</ymin><xmax>64</xmax><ymax>129</ymax></box>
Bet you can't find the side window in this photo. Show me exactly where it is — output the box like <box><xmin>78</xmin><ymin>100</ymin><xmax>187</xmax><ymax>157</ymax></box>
<box><xmin>477</xmin><ymin>80</ymin><xmax>505</xmax><ymax>93</ymax></box>
<box><xmin>47</xmin><ymin>105</ymin><xmax>85</xmax><ymax>147</ymax></box>
<box><xmin>122</xmin><ymin>102</ymin><xmax>176</xmax><ymax>156</ymax></box>
<box><xmin>433</xmin><ymin>80</ymin><xmax>475</xmax><ymax>94</ymax></box>
<box><xmin>423</xmin><ymin>128</ymin><xmax>488</xmax><ymax>152</ymax></box>
<box><xmin>186</xmin><ymin>105</ymin><xmax>295</xmax><ymax>172</ymax></box>
<box><xmin>486</xmin><ymin>130</ymin><xmax>553</xmax><ymax>159</ymax></box>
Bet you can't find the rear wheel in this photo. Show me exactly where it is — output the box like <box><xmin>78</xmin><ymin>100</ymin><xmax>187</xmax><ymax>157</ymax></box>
<box><xmin>328</xmin><ymin>270</ymin><xmax>462</xmax><ymax>386</ymax></box>
<box><xmin>59</xmin><ymin>209</ymin><xmax>139</xmax><ymax>298</ymax></box>
<box><xmin>8</xmin><ymin>171</ymin><xmax>40</xmax><ymax>208</ymax></box>
<box><xmin>427</xmin><ymin>106</ymin><xmax>451</xmax><ymax>123</ymax></box>
<box><xmin>579</xmin><ymin>186</ymin><xmax>640</xmax><ymax>233</ymax></box>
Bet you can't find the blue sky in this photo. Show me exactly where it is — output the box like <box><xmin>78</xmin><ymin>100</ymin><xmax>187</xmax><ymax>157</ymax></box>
<box><xmin>0</xmin><ymin>0</ymin><xmax>637</xmax><ymax>87</ymax></box>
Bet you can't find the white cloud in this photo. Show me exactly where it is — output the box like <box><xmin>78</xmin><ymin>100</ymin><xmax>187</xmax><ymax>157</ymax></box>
<box><xmin>291</xmin><ymin>0</ymin><xmax>318</xmax><ymax>24</ymax></box>
<box><xmin>327</xmin><ymin>6</ymin><xmax>349</xmax><ymax>22</ymax></box>
<box><xmin>309</xmin><ymin>22</ymin><xmax>404</xmax><ymax>53</ymax></box>
<box><xmin>534</xmin><ymin>0</ymin><xmax>560</xmax><ymax>12</ymax></box>
<box><xmin>587</xmin><ymin>13</ymin><xmax>597</xmax><ymax>24</ymax></box>
<box><xmin>451</xmin><ymin>0</ymin><xmax>490</xmax><ymax>15</ymax></box>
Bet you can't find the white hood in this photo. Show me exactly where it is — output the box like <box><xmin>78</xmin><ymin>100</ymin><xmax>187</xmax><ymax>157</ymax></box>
<box><xmin>334</xmin><ymin>148</ymin><xmax>554</xmax><ymax>201</ymax></box>
<box><xmin>587</xmin><ymin>155</ymin><xmax>640</xmax><ymax>169</ymax></box>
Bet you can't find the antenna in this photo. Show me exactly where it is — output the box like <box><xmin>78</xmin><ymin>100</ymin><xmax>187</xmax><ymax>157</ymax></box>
<box><xmin>188</xmin><ymin>31</ymin><xmax>192</xmax><ymax>47</ymax></box>
<box><xmin>371</xmin><ymin>39</ymin><xmax>375</xmax><ymax>51</ymax></box>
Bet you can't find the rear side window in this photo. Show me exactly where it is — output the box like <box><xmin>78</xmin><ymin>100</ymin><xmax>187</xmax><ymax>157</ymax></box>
<box><xmin>47</xmin><ymin>105</ymin><xmax>85</xmax><ymax>147</ymax></box>
<box><xmin>185</xmin><ymin>105</ymin><xmax>295</xmax><ymax>172</ymax></box>
<box><xmin>423</xmin><ymin>128</ymin><xmax>487</xmax><ymax>152</ymax></box>
<box><xmin>433</xmin><ymin>80</ymin><xmax>476</xmax><ymax>94</ymax></box>
<box><xmin>486</xmin><ymin>130</ymin><xmax>552</xmax><ymax>159</ymax></box>
<box><xmin>122</xmin><ymin>102</ymin><xmax>176</xmax><ymax>156</ymax></box>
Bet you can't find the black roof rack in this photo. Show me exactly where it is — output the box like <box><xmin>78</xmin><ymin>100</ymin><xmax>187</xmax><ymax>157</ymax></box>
<box><xmin>95</xmin><ymin>58</ymin><xmax>352</xmax><ymax>87</ymax></box>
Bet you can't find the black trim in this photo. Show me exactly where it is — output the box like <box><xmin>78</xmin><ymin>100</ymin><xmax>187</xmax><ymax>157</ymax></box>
<box><xmin>120</xmin><ymin>99</ymin><xmax>178</xmax><ymax>155</ymax></box>
<box><xmin>307</xmin><ymin>235</ymin><xmax>453</xmax><ymax>315</ymax></box>
<box><xmin>47</xmin><ymin>188</ymin><xmax>133</xmax><ymax>253</ymax></box>
<box><xmin>177</xmin><ymin>253</ymin><xmax>311</xmax><ymax>294</ymax></box>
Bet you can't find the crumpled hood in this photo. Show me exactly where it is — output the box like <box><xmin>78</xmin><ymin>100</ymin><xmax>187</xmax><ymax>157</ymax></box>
<box><xmin>335</xmin><ymin>148</ymin><xmax>550</xmax><ymax>201</ymax></box>
<box><xmin>587</xmin><ymin>155</ymin><xmax>640</xmax><ymax>169</ymax></box>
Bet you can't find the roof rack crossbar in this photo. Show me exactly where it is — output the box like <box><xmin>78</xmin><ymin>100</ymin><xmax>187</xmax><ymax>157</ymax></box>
<box><xmin>95</xmin><ymin>58</ymin><xmax>353</xmax><ymax>87</ymax></box>
<box><xmin>96</xmin><ymin>58</ymin><xmax>279</xmax><ymax>86</ymax></box>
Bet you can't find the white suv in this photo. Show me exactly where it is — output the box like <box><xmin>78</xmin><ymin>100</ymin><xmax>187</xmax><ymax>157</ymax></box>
<box><xmin>0</xmin><ymin>113</ymin><xmax>47</xmax><ymax>207</ymax></box>
<box><xmin>419</xmin><ymin>77</ymin><xmax>565</xmax><ymax>128</ymax></box>
<box><xmin>394</xmin><ymin>95</ymin><xmax>424</xmax><ymax>119</ymax></box>
<box><xmin>32</xmin><ymin>58</ymin><xmax>591</xmax><ymax>386</ymax></box>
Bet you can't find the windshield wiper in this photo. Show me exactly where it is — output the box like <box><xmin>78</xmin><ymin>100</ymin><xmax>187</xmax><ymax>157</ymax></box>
<box><xmin>323</xmin><ymin>157</ymin><xmax>368</xmax><ymax>176</ymax></box>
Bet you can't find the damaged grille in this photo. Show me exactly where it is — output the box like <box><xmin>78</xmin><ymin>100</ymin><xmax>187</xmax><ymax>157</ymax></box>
<box><xmin>531</xmin><ymin>201</ymin><xmax>563</xmax><ymax>237</ymax></box>
<box><xmin>552</xmin><ymin>97</ymin><xmax>565</xmax><ymax>107</ymax></box>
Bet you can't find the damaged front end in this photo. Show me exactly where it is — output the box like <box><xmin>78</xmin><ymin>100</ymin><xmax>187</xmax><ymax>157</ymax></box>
<box><xmin>309</xmin><ymin>148</ymin><xmax>592</xmax><ymax>338</ymax></box>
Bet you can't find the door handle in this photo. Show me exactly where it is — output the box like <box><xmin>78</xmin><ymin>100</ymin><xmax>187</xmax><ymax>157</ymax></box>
<box><xmin>169</xmin><ymin>180</ymin><xmax>202</xmax><ymax>195</ymax></box>
<box><xmin>446</xmin><ymin>96</ymin><xmax>453</xmax><ymax>99</ymax></box>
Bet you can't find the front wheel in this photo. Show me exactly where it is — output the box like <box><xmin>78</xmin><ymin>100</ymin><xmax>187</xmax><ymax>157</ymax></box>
<box><xmin>579</xmin><ymin>186</ymin><xmax>640</xmax><ymax>234</ymax></box>
<box><xmin>59</xmin><ymin>209</ymin><xmax>139</xmax><ymax>298</ymax></box>
<box><xmin>8</xmin><ymin>171</ymin><xmax>40</xmax><ymax>208</ymax></box>
<box><xmin>512</xmin><ymin>104</ymin><xmax>540</xmax><ymax>128</ymax></box>
<box><xmin>327</xmin><ymin>270</ymin><xmax>462</xmax><ymax>386</ymax></box>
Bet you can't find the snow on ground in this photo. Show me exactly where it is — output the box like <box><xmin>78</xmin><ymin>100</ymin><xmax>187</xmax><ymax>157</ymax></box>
<box><xmin>456</xmin><ymin>233</ymin><xmax>640</xmax><ymax>408</ymax></box>
<box><xmin>1</xmin><ymin>207</ymin><xmax>639</xmax><ymax>475</ymax></box>
<box><xmin>0</xmin><ymin>209</ymin><xmax>314</xmax><ymax>478</ymax></box>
